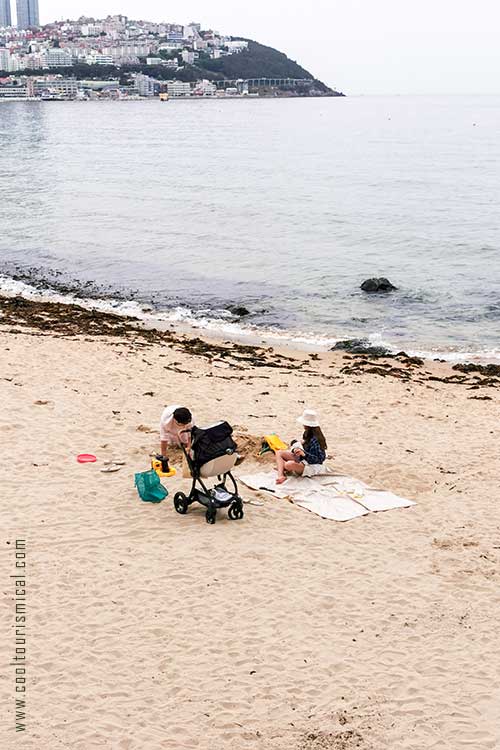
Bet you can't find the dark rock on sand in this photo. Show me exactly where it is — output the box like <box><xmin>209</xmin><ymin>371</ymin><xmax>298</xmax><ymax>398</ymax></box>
<box><xmin>331</xmin><ymin>339</ymin><xmax>392</xmax><ymax>357</ymax></box>
<box><xmin>452</xmin><ymin>362</ymin><xmax>500</xmax><ymax>378</ymax></box>
<box><xmin>361</xmin><ymin>277</ymin><xmax>398</xmax><ymax>293</ymax></box>
<box><xmin>396</xmin><ymin>353</ymin><xmax>425</xmax><ymax>366</ymax></box>
<box><xmin>228</xmin><ymin>306</ymin><xmax>250</xmax><ymax>317</ymax></box>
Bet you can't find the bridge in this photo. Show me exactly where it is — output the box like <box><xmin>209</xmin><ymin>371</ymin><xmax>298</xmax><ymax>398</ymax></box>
<box><xmin>214</xmin><ymin>78</ymin><xmax>313</xmax><ymax>89</ymax></box>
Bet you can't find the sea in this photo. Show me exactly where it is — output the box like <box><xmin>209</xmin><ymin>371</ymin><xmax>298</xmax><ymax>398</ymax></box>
<box><xmin>1</xmin><ymin>95</ymin><xmax>499</xmax><ymax>361</ymax></box>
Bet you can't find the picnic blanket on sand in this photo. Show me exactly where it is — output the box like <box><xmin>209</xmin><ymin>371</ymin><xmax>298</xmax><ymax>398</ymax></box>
<box><xmin>238</xmin><ymin>468</ymin><xmax>416</xmax><ymax>522</ymax></box>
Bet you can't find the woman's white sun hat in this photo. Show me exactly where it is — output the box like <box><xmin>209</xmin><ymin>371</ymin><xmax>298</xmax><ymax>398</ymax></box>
<box><xmin>297</xmin><ymin>409</ymin><xmax>320</xmax><ymax>427</ymax></box>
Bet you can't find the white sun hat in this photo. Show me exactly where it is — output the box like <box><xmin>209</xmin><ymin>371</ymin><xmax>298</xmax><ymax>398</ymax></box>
<box><xmin>296</xmin><ymin>409</ymin><xmax>320</xmax><ymax>427</ymax></box>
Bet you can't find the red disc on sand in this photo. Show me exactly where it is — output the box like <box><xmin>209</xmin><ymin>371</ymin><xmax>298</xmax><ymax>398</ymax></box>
<box><xmin>77</xmin><ymin>454</ymin><xmax>97</xmax><ymax>464</ymax></box>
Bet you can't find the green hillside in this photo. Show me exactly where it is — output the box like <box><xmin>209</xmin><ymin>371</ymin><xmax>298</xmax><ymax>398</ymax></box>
<box><xmin>200</xmin><ymin>40</ymin><xmax>310</xmax><ymax>79</ymax></box>
<box><xmin>197</xmin><ymin>40</ymin><xmax>334</xmax><ymax>93</ymax></box>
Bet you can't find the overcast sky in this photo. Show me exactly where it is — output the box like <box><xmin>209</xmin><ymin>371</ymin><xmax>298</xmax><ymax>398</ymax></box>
<box><xmin>37</xmin><ymin>0</ymin><xmax>500</xmax><ymax>95</ymax></box>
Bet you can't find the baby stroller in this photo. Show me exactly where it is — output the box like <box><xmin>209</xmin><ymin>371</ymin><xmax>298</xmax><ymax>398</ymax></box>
<box><xmin>173</xmin><ymin>421</ymin><xmax>244</xmax><ymax>524</ymax></box>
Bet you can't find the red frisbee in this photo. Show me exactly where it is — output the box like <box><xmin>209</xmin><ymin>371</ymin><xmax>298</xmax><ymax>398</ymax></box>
<box><xmin>77</xmin><ymin>454</ymin><xmax>97</xmax><ymax>464</ymax></box>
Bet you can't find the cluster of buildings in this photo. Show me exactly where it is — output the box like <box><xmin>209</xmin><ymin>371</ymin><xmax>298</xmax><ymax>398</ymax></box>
<box><xmin>0</xmin><ymin>7</ymin><xmax>320</xmax><ymax>101</ymax></box>
<box><xmin>0</xmin><ymin>9</ymin><xmax>249</xmax><ymax>74</ymax></box>
<box><xmin>0</xmin><ymin>72</ymin><xmax>242</xmax><ymax>100</ymax></box>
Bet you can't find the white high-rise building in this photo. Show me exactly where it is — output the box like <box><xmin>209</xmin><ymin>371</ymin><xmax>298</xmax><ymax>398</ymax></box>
<box><xmin>0</xmin><ymin>46</ymin><xmax>10</xmax><ymax>69</ymax></box>
<box><xmin>166</xmin><ymin>81</ymin><xmax>191</xmax><ymax>97</ymax></box>
<box><xmin>0</xmin><ymin>0</ymin><xmax>12</xmax><ymax>28</ymax></box>
<box><xmin>16</xmin><ymin>0</ymin><xmax>39</xmax><ymax>30</ymax></box>
<box><xmin>7</xmin><ymin>52</ymin><xmax>20</xmax><ymax>70</ymax></box>
<box><xmin>134</xmin><ymin>73</ymin><xmax>156</xmax><ymax>97</ymax></box>
<box><xmin>45</xmin><ymin>48</ymin><xmax>73</xmax><ymax>67</ymax></box>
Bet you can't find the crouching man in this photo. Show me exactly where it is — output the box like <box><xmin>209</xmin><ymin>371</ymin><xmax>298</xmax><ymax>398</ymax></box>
<box><xmin>159</xmin><ymin>405</ymin><xmax>193</xmax><ymax>457</ymax></box>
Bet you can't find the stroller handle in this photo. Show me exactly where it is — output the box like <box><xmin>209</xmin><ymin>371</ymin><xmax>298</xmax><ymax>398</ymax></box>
<box><xmin>178</xmin><ymin>429</ymin><xmax>196</xmax><ymax>474</ymax></box>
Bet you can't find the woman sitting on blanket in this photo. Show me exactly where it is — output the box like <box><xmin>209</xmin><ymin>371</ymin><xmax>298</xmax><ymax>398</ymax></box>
<box><xmin>275</xmin><ymin>409</ymin><xmax>327</xmax><ymax>484</ymax></box>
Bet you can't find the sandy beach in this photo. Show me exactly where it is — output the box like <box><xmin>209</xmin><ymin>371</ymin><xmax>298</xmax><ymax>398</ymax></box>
<box><xmin>1</xmin><ymin>294</ymin><xmax>499</xmax><ymax>750</ymax></box>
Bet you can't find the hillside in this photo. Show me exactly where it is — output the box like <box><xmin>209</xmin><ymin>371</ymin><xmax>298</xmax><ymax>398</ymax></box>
<box><xmin>197</xmin><ymin>39</ymin><xmax>334</xmax><ymax>93</ymax></box>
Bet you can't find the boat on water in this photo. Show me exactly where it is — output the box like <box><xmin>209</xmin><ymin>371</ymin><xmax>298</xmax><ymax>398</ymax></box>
<box><xmin>40</xmin><ymin>93</ymin><xmax>67</xmax><ymax>102</ymax></box>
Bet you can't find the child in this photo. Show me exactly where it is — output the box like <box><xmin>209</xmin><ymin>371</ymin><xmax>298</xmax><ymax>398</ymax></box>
<box><xmin>275</xmin><ymin>409</ymin><xmax>327</xmax><ymax>484</ymax></box>
<box><xmin>159</xmin><ymin>405</ymin><xmax>193</xmax><ymax>457</ymax></box>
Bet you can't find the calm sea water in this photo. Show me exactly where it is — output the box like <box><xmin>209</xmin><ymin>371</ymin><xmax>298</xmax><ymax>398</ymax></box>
<box><xmin>1</xmin><ymin>96</ymin><xmax>499</xmax><ymax>360</ymax></box>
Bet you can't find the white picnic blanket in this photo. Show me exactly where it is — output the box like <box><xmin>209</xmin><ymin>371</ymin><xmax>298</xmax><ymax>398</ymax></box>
<box><xmin>238</xmin><ymin>469</ymin><xmax>416</xmax><ymax>522</ymax></box>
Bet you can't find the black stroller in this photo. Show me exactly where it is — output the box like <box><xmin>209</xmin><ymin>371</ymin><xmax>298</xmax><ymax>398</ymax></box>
<box><xmin>173</xmin><ymin>421</ymin><xmax>244</xmax><ymax>524</ymax></box>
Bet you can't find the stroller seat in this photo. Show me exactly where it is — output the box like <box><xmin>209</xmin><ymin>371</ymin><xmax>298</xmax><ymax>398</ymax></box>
<box><xmin>173</xmin><ymin>421</ymin><xmax>244</xmax><ymax>524</ymax></box>
<box><xmin>199</xmin><ymin>453</ymin><xmax>237</xmax><ymax>478</ymax></box>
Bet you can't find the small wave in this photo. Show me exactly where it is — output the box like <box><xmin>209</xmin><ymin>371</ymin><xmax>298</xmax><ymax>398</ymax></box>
<box><xmin>0</xmin><ymin>274</ymin><xmax>151</xmax><ymax>319</ymax></box>
<box><xmin>354</xmin><ymin>330</ymin><xmax>500</xmax><ymax>363</ymax></box>
<box><xmin>408</xmin><ymin>346</ymin><xmax>500</xmax><ymax>364</ymax></box>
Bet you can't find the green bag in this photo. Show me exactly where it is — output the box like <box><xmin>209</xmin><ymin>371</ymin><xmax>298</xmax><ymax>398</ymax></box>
<box><xmin>135</xmin><ymin>469</ymin><xmax>168</xmax><ymax>503</ymax></box>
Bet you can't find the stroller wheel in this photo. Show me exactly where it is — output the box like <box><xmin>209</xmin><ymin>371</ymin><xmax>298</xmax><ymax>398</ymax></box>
<box><xmin>205</xmin><ymin>508</ymin><xmax>216</xmax><ymax>524</ymax></box>
<box><xmin>174</xmin><ymin>492</ymin><xmax>189</xmax><ymax>515</ymax></box>
<box><xmin>229</xmin><ymin>503</ymin><xmax>244</xmax><ymax>521</ymax></box>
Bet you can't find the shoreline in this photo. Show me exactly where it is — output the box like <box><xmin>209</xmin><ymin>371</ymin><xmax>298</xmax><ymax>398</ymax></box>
<box><xmin>1</xmin><ymin>292</ymin><xmax>499</xmax><ymax>388</ymax></box>
<box><xmin>0</xmin><ymin>92</ymin><xmax>343</xmax><ymax>104</ymax></box>
<box><xmin>0</xmin><ymin>275</ymin><xmax>499</xmax><ymax>364</ymax></box>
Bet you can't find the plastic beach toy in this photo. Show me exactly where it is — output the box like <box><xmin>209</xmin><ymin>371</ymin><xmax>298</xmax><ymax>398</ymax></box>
<box><xmin>77</xmin><ymin>454</ymin><xmax>97</xmax><ymax>463</ymax></box>
<box><xmin>151</xmin><ymin>455</ymin><xmax>177</xmax><ymax>478</ymax></box>
<box><xmin>135</xmin><ymin>470</ymin><xmax>168</xmax><ymax>503</ymax></box>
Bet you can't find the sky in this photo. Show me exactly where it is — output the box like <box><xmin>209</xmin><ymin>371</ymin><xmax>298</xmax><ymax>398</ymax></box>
<box><xmin>34</xmin><ymin>0</ymin><xmax>500</xmax><ymax>95</ymax></box>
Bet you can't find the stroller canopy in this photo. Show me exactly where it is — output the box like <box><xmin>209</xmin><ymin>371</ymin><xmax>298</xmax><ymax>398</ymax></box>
<box><xmin>191</xmin><ymin>422</ymin><xmax>237</xmax><ymax>468</ymax></box>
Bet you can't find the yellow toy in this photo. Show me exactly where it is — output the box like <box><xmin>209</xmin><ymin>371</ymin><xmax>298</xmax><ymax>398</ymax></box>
<box><xmin>151</xmin><ymin>455</ymin><xmax>177</xmax><ymax>478</ymax></box>
<box><xmin>262</xmin><ymin>434</ymin><xmax>288</xmax><ymax>453</ymax></box>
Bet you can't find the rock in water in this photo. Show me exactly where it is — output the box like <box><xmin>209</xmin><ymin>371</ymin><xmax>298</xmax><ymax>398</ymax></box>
<box><xmin>331</xmin><ymin>339</ymin><xmax>392</xmax><ymax>357</ymax></box>
<box><xmin>228</xmin><ymin>306</ymin><xmax>250</xmax><ymax>317</ymax></box>
<box><xmin>361</xmin><ymin>277</ymin><xmax>398</xmax><ymax>293</ymax></box>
